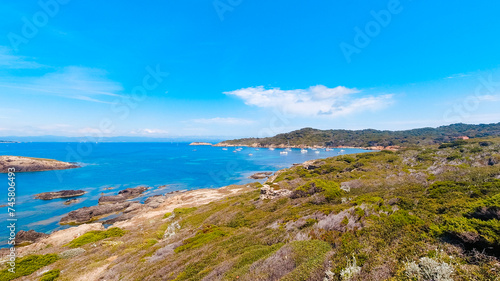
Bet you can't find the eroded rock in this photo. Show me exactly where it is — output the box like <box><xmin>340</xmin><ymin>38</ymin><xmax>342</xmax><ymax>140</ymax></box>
<box><xmin>60</xmin><ymin>202</ymin><xmax>132</xmax><ymax>224</ymax></box>
<box><xmin>35</xmin><ymin>190</ymin><xmax>86</xmax><ymax>200</ymax></box>
<box><xmin>98</xmin><ymin>186</ymin><xmax>148</xmax><ymax>204</ymax></box>
<box><xmin>15</xmin><ymin>230</ymin><xmax>48</xmax><ymax>244</ymax></box>
<box><xmin>260</xmin><ymin>185</ymin><xmax>292</xmax><ymax>200</ymax></box>
<box><xmin>249</xmin><ymin>172</ymin><xmax>273</xmax><ymax>179</ymax></box>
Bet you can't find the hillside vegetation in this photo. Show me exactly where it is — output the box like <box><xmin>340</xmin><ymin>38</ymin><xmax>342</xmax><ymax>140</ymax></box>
<box><xmin>218</xmin><ymin>123</ymin><xmax>500</xmax><ymax>148</ymax></box>
<box><xmin>2</xmin><ymin>138</ymin><xmax>500</xmax><ymax>280</ymax></box>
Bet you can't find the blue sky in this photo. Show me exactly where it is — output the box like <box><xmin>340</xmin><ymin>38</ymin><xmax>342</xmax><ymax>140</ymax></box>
<box><xmin>1</xmin><ymin>0</ymin><xmax>500</xmax><ymax>138</ymax></box>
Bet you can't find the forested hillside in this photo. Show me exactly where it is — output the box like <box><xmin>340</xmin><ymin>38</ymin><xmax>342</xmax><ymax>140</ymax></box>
<box><xmin>218</xmin><ymin>123</ymin><xmax>500</xmax><ymax>148</ymax></box>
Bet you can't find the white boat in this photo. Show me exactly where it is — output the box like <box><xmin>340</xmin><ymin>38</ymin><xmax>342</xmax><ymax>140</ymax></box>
<box><xmin>285</xmin><ymin>148</ymin><xmax>292</xmax><ymax>151</ymax></box>
<box><xmin>315</xmin><ymin>150</ymin><xmax>320</xmax><ymax>154</ymax></box>
<box><xmin>233</xmin><ymin>150</ymin><xmax>237</xmax><ymax>153</ymax></box>
<box><xmin>280</xmin><ymin>151</ymin><xmax>288</xmax><ymax>155</ymax></box>
<box><xmin>248</xmin><ymin>153</ymin><xmax>253</xmax><ymax>156</ymax></box>
<box><xmin>222</xmin><ymin>148</ymin><xmax>228</xmax><ymax>151</ymax></box>
<box><xmin>269</xmin><ymin>147</ymin><xmax>275</xmax><ymax>151</ymax></box>
<box><xmin>301</xmin><ymin>149</ymin><xmax>308</xmax><ymax>154</ymax></box>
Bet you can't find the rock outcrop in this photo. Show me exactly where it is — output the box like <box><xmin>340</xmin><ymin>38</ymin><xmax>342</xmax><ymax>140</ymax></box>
<box><xmin>98</xmin><ymin>186</ymin><xmax>148</xmax><ymax>204</ymax></box>
<box><xmin>259</xmin><ymin>185</ymin><xmax>292</xmax><ymax>200</ymax></box>
<box><xmin>15</xmin><ymin>230</ymin><xmax>48</xmax><ymax>244</ymax></box>
<box><xmin>60</xmin><ymin>202</ymin><xmax>132</xmax><ymax>224</ymax></box>
<box><xmin>35</xmin><ymin>190</ymin><xmax>86</xmax><ymax>200</ymax></box>
<box><xmin>248</xmin><ymin>172</ymin><xmax>273</xmax><ymax>179</ymax></box>
<box><xmin>0</xmin><ymin>155</ymin><xmax>79</xmax><ymax>173</ymax></box>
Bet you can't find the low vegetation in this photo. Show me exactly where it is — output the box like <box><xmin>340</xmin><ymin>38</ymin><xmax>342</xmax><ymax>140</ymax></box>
<box><xmin>0</xmin><ymin>254</ymin><xmax>59</xmax><ymax>281</ymax></box>
<box><xmin>40</xmin><ymin>269</ymin><xmax>61</xmax><ymax>281</ymax></box>
<box><xmin>8</xmin><ymin>136</ymin><xmax>500</xmax><ymax>280</ymax></box>
<box><xmin>66</xmin><ymin>227</ymin><xmax>125</xmax><ymax>248</ymax></box>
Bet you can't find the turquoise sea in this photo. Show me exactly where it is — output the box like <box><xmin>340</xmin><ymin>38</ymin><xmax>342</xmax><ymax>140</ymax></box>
<box><xmin>0</xmin><ymin>142</ymin><xmax>366</xmax><ymax>246</ymax></box>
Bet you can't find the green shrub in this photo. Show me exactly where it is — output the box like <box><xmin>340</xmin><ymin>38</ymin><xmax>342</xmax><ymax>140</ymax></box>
<box><xmin>40</xmin><ymin>269</ymin><xmax>60</xmax><ymax>281</ymax></box>
<box><xmin>299</xmin><ymin>218</ymin><xmax>318</xmax><ymax>229</ymax></box>
<box><xmin>428</xmin><ymin>181</ymin><xmax>468</xmax><ymax>198</ymax></box>
<box><xmin>66</xmin><ymin>227</ymin><xmax>125</xmax><ymax>248</ymax></box>
<box><xmin>227</xmin><ymin>212</ymin><xmax>250</xmax><ymax>228</ymax></box>
<box><xmin>174</xmin><ymin>207</ymin><xmax>197</xmax><ymax>215</ymax></box>
<box><xmin>447</xmin><ymin>152</ymin><xmax>462</xmax><ymax>161</ymax></box>
<box><xmin>0</xmin><ymin>254</ymin><xmax>59</xmax><ymax>281</ymax></box>
<box><xmin>175</xmin><ymin>225</ymin><xmax>227</xmax><ymax>253</ymax></box>
<box><xmin>280</xmin><ymin>240</ymin><xmax>332</xmax><ymax>281</ymax></box>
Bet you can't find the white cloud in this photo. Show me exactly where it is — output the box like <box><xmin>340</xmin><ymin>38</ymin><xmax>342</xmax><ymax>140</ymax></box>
<box><xmin>0</xmin><ymin>66</ymin><xmax>123</xmax><ymax>103</ymax></box>
<box><xmin>225</xmin><ymin>85</ymin><xmax>393</xmax><ymax>117</ymax></box>
<box><xmin>0</xmin><ymin>46</ymin><xmax>44</xmax><ymax>69</ymax></box>
<box><xmin>192</xmin><ymin>117</ymin><xmax>255</xmax><ymax>125</ymax></box>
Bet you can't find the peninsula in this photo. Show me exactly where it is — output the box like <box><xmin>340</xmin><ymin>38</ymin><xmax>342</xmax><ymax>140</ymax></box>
<box><xmin>0</xmin><ymin>156</ymin><xmax>79</xmax><ymax>173</ymax></box>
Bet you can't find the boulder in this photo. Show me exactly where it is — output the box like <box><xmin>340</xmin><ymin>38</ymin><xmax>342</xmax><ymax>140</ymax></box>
<box><xmin>15</xmin><ymin>230</ymin><xmax>48</xmax><ymax>244</ymax></box>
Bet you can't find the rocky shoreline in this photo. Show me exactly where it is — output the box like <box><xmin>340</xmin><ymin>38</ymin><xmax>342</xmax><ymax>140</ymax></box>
<box><xmin>0</xmin><ymin>155</ymin><xmax>79</xmax><ymax>173</ymax></box>
<box><xmin>212</xmin><ymin>142</ymin><xmax>400</xmax><ymax>151</ymax></box>
<box><xmin>3</xmin><ymin>184</ymin><xmax>252</xmax><ymax>262</ymax></box>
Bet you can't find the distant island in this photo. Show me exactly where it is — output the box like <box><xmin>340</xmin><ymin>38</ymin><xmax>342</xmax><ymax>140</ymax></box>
<box><xmin>0</xmin><ymin>140</ymin><xmax>18</xmax><ymax>143</ymax></box>
<box><xmin>216</xmin><ymin>122</ymin><xmax>500</xmax><ymax>148</ymax></box>
<box><xmin>0</xmin><ymin>156</ymin><xmax>80</xmax><ymax>173</ymax></box>
<box><xmin>189</xmin><ymin>142</ymin><xmax>212</xmax><ymax>146</ymax></box>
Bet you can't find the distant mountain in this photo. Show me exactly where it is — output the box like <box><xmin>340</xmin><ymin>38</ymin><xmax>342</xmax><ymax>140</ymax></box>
<box><xmin>0</xmin><ymin>136</ymin><xmax>226</xmax><ymax>143</ymax></box>
<box><xmin>218</xmin><ymin>122</ymin><xmax>500</xmax><ymax>147</ymax></box>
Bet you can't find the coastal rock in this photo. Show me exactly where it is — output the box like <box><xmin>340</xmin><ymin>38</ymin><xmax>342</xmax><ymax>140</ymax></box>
<box><xmin>248</xmin><ymin>172</ymin><xmax>273</xmax><ymax>179</ymax></box>
<box><xmin>15</xmin><ymin>230</ymin><xmax>48</xmax><ymax>244</ymax></box>
<box><xmin>60</xmin><ymin>202</ymin><xmax>132</xmax><ymax>224</ymax></box>
<box><xmin>145</xmin><ymin>195</ymin><xmax>167</xmax><ymax>208</ymax></box>
<box><xmin>301</xmin><ymin>160</ymin><xmax>326</xmax><ymax>170</ymax></box>
<box><xmin>0</xmin><ymin>155</ymin><xmax>79</xmax><ymax>173</ymax></box>
<box><xmin>98</xmin><ymin>186</ymin><xmax>148</xmax><ymax>204</ymax></box>
<box><xmin>259</xmin><ymin>185</ymin><xmax>292</xmax><ymax>200</ymax></box>
<box><xmin>35</xmin><ymin>190</ymin><xmax>86</xmax><ymax>200</ymax></box>
<box><xmin>64</xmin><ymin>198</ymin><xmax>80</xmax><ymax>205</ymax></box>
<box><xmin>189</xmin><ymin>142</ymin><xmax>212</xmax><ymax>146</ymax></box>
